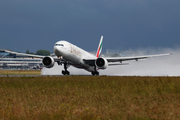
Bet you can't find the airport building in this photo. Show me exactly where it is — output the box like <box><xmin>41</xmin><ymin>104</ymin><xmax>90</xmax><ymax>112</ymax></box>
<box><xmin>0</xmin><ymin>49</ymin><xmax>42</xmax><ymax>70</ymax></box>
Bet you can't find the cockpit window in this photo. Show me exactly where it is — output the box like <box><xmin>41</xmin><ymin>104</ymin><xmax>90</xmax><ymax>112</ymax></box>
<box><xmin>55</xmin><ymin>44</ymin><xmax>64</xmax><ymax>46</ymax></box>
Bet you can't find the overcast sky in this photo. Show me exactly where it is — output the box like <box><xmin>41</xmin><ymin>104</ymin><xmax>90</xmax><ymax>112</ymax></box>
<box><xmin>1</xmin><ymin>0</ymin><xmax>180</xmax><ymax>53</ymax></box>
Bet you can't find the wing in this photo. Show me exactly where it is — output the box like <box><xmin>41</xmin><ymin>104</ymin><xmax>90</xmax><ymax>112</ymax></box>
<box><xmin>5</xmin><ymin>50</ymin><xmax>68</xmax><ymax>65</ymax></box>
<box><xmin>106</xmin><ymin>53</ymin><xmax>172</xmax><ymax>63</ymax></box>
<box><xmin>5</xmin><ymin>50</ymin><xmax>74</xmax><ymax>65</ymax></box>
<box><xmin>83</xmin><ymin>53</ymin><xmax>172</xmax><ymax>66</ymax></box>
<box><xmin>5</xmin><ymin>50</ymin><xmax>45</xmax><ymax>58</ymax></box>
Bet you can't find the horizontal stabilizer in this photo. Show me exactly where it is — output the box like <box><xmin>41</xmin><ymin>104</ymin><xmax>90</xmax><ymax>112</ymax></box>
<box><xmin>108</xmin><ymin>63</ymin><xmax>129</xmax><ymax>66</ymax></box>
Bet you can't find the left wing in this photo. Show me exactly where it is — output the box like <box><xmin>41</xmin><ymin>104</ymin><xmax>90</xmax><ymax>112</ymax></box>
<box><xmin>84</xmin><ymin>53</ymin><xmax>172</xmax><ymax>66</ymax></box>
<box><xmin>106</xmin><ymin>53</ymin><xmax>172</xmax><ymax>63</ymax></box>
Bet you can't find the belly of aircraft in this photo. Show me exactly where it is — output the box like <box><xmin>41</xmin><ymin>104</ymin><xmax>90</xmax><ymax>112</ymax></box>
<box><xmin>63</xmin><ymin>50</ymin><xmax>95</xmax><ymax>72</ymax></box>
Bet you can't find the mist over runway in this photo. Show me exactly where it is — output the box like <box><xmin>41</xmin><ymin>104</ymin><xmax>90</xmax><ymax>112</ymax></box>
<box><xmin>41</xmin><ymin>48</ymin><xmax>180</xmax><ymax>76</ymax></box>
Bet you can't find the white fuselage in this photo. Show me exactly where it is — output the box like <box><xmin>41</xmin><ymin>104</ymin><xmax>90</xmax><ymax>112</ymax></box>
<box><xmin>53</xmin><ymin>41</ymin><xmax>97</xmax><ymax>72</ymax></box>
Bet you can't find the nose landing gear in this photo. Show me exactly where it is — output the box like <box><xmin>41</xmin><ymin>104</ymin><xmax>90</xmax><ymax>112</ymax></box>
<box><xmin>62</xmin><ymin>70</ymin><xmax>70</xmax><ymax>75</ymax></box>
<box><xmin>62</xmin><ymin>62</ymin><xmax>70</xmax><ymax>75</ymax></box>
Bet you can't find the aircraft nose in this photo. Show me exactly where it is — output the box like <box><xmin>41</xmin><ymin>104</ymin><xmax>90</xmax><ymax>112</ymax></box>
<box><xmin>53</xmin><ymin>45</ymin><xmax>64</xmax><ymax>56</ymax></box>
<box><xmin>53</xmin><ymin>46</ymin><xmax>59</xmax><ymax>55</ymax></box>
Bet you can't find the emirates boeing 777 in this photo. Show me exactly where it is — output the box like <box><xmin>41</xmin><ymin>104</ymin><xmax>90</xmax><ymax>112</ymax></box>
<box><xmin>5</xmin><ymin>36</ymin><xmax>171</xmax><ymax>75</ymax></box>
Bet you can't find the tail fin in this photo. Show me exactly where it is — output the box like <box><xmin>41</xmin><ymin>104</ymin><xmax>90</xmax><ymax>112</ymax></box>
<box><xmin>96</xmin><ymin>36</ymin><xmax>103</xmax><ymax>58</ymax></box>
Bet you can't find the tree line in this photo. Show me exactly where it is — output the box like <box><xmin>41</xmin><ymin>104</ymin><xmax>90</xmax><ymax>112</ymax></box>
<box><xmin>26</xmin><ymin>49</ymin><xmax>51</xmax><ymax>56</ymax></box>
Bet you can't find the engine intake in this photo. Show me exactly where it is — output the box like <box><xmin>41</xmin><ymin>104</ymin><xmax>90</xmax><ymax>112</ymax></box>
<box><xmin>42</xmin><ymin>56</ymin><xmax>55</xmax><ymax>68</ymax></box>
<box><xmin>95</xmin><ymin>57</ymin><xmax>108</xmax><ymax>69</ymax></box>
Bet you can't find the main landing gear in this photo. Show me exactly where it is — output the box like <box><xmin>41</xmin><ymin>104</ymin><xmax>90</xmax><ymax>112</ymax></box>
<box><xmin>91</xmin><ymin>66</ymin><xmax>99</xmax><ymax>76</ymax></box>
<box><xmin>91</xmin><ymin>71</ymin><xmax>99</xmax><ymax>76</ymax></box>
<box><xmin>62</xmin><ymin>62</ymin><xmax>70</xmax><ymax>75</ymax></box>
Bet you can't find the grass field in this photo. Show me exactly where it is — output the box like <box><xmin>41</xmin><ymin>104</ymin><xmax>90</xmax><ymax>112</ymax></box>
<box><xmin>0</xmin><ymin>76</ymin><xmax>180</xmax><ymax>119</ymax></box>
<box><xmin>0</xmin><ymin>70</ymin><xmax>41</xmax><ymax>75</ymax></box>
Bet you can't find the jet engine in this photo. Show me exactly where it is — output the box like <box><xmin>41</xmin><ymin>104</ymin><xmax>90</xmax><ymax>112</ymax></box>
<box><xmin>42</xmin><ymin>56</ymin><xmax>55</xmax><ymax>68</ymax></box>
<box><xmin>95</xmin><ymin>57</ymin><xmax>108</xmax><ymax>69</ymax></box>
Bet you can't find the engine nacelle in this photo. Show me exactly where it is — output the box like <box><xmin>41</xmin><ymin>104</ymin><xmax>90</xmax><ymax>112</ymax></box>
<box><xmin>42</xmin><ymin>56</ymin><xmax>55</xmax><ymax>68</ymax></box>
<box><xmin>95</xmin><ymin>57</ymin><xmax>108</xmax><ymax>69</ymax></box>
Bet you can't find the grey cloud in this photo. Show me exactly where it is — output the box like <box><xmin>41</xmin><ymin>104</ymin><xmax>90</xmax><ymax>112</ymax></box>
<box><xmin>0</xmin><ymin>0</ymin><xmax>180</xmax><ymax>52</ymax></box>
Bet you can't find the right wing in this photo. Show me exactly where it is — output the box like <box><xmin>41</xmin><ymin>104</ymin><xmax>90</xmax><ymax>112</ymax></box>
<box><xmin>5</xmin><ymin>50</ymin><xmax>45</xmax><ymax>58</ymax></box>
<box><xmin>5</xmin><ymin>50</ymin><xmax>70</xmax><ymax>66</ymax></box>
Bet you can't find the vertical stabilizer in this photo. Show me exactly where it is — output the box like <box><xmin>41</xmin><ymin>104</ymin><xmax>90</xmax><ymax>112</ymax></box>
<box><xmin>96</xmin><ymin>36</ymin><xmax>103</xmax><ymax>58</ymax></box>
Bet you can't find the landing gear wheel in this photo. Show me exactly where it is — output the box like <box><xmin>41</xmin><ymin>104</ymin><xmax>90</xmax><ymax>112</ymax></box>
<box><xmin>66</xmin><ymin>71</ymin><xmax>70</xmax><ymax>75</ymax></box>
<box><xmin>92</xmin><ymin>71</ymin><xmax>95</xmax><ymax>76</ymax></box>
<box><xmin>62</xmin><ymin>70</ymin><xmax>65</xmax><ymax>75</ymax></box>
<box><xmin>62</xmin><ymin>70</ymin><xmax>70</xmax><ymax>75</ymax></box>
<box><xmin>62</xmin><ymin>62</ymin><xmax>70</xmax><ymax>75</ymax></box>
<box><xmin>91</xmin><ymin>71</ymin><xmax>99</xmax><ymax>76</ymax></box>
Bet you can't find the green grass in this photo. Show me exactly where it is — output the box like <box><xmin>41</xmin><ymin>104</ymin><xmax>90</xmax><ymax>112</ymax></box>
<box><xmin>0</xmin><ymin>76</ymin><xmax>180</xmax><ymax>119</ymax></box>
<box><xmin>0</xmin><ymin>70</ymin><xmax>41</xmax><ymax>75</ymax></box>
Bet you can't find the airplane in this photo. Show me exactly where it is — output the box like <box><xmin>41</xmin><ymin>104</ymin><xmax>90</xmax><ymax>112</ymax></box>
<box><xmin>5</xmin><ymin>36</ymin><xmax>171</xmax><ymax>75</ymax></box>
